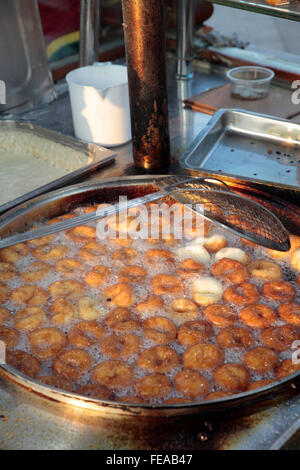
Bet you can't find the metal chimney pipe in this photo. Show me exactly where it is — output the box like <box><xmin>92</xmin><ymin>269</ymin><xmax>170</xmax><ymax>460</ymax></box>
<box><xmin>121</xmin><ymin>0</ymin><xmax>170</xmax><ymax>170</ymax></box>
<box><xmin>176</xmin><ymin>0</ymin><xmax>195</xmax><ymax>80</ymax></box>
<box><xmin>79</xmin><ymin>0</ymin><xmax>100</xmax><ymax>66</ymax></box>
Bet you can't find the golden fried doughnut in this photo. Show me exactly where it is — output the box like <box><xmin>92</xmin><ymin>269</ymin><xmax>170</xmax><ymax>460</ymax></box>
<box><xmin>55</xmin><ymin>258</ymin><xmax>84</xmax><ymax>276</ymax></box>
<box><xmin>263</xmin><ymin>280</ymin><xmax>295</xmax><ymax>302</ymax></box>
<box><xmin>192</xmin><ymin>277</ymin><xmax>223</xmax><ymax>306</ymax></box>
<box><xmin>183</xmin><ymin>344</ymin><xmax>224</xmax><ymax>371</ymax></box>
<box><xmin>0</xmin><ymin>262</ymin><xmax>16</xmax><ymax>280</ymax></box>
<box><xmin>14</xmin><ymin>307</ymin><xmax>46</xmax><ymax>331</ymax></box>
<box><xmin>135</xmin><ymin>295</ymin><xmax>164</xmax><ymax>314</ymax></box>
<box><xmin>103</xmin><ymin>283</ymin><xmax>136</xmax><ymax>308</ymax></box>
<box><xmin>27</xmin><ymin>232</ymin><xmax>54</xmax><ymax>247</ymax></box>
<box><xmin>0</xmin><ymin>327</ymin><xmax>19</xmax><ymax>350</ymax></box>
<box><xmin>291</xmin><ymin>249</ymin><xmax>300</xmax><ymax>271</ymax></box>
<box><xmin>0</xmin><ymin>283</ymin><xmax>9</xmax><ymax>303</ymax></box>
<box><xmin>174</xmin><ymin>369</ymin><xmax>210</xmax><ymax>398</ymax></box>
<box><xmin>38</xmin><ymin>374</ymin><xmax>74</xmax><ymax>391</ymax></box>
<box><xmin>275</xmin><ymin>359</ymin><xmax>300</xmax><ymax>379</ymax></box>
<box><xmin>268</xmin><ymin>234</ymin><xmax>300</xmax><ymax>260</ymax></box>
<box><xmin>6</xmin><ymin>350</ymin><xmax>40</xmax><ymax>378</ymax></box>
<box><xmin>21</xmin><ymin>261</ymin><xmax>51</xmax><ymax>282</ymax></box>
<box><xmin>77</xmin><ymin>296</ymin><xmax>104</xmax><ymax>320</ymax></box>
<box><xmin>92</xmin><ymin>360</ymin><xmax>134</xmax><ymax>389</ymax></box>
<box><xmin>0</xmin><ymin>243</ymin><xmax>30</xmax><ymax>263</ymax></box>
<box><xmin>78</xmin><ymin>241</ymin><xmax>108</xmax><ymax>262</ymax></box>
<box><xmin>33</xmin><ymin>244</ymin><xmax>69</xmax><ymax>261</ymax></box>
<box><xmin>242</xmin><ymin>347</ymin><xmax>278</xmax><ymax>373</ymax></box>
<box><xmin>261</xmin><ymin>325</ymin><xmax>299</xmax><ymax>351</ymax></box>
<box><xmin>177</xmin><ymin>320</ymin><xmax>213</xmax><ymax>346</ymax></box>
<box><xmin>84</xmin><ymin>265</ymin><xmax>110</xmax><ymax>288</ymax></box>
<box><xmin>47</xmin><ymin>214</ymin><xmax>75</xmax><ymax>225</ymax></box>
<box><xmin>101</xmin><ymin>333</ymin><xmax>141</xmax><ymax>359</ymax></box>
<box><xmin>217</xmin><ymin>327</ymin><xmax>255</xmax><ymax>349</ymax></box>
<box><xmin>205</xmin><ymin>391</ymin><xmax>234</xmax><ymax>400</ymax></box>
<box><xmin>137</xmin><ymin>345</ymin><xmax>180</xmax><ymax>373</ymax></box>
<box><xmin>111</xmin><ymin>248</ymin><xmax>138</xmax><ymax>264</ymax></box>
<box><xmin>49</xmin><ymin>280</ymin><xmax>85</xmax><ymax>300</ymax></box>
<box><xmin>118</xmin><ymin>265</ymin><xmax>147</xmax><ymax>284</ymax></box>
<box><xmin>142</xmin><ymin>316</ymin><xmax>177</xmax><ymax>344</ymax></box>
<box><xmin>105</xmin><ymin>307</ymin><xmax>140</xmax><ymax>333</ymax></box>
<box><xmin>152</xmin><ymin>274</ymin><xmax>183</xmax><ymax>296</ymax></box>
<box><xmin>10</xmin><ymin>285</ymin><xmax>48</xmax><ymax>306</ymax></box>
<box><xmin>164</xmin><ymin>397</ymin><xmax>194</xmax><ymax>404</ymax></box>
<box><xmin>75</xmin><ymin>383</ymin><xmax>114</xmax><ymax>400</ymax></box>
<box><xmin>224</xmin><ymin>282</ymin><xmax>260</xmax><ymax>306</ymax></box>
<box><xmin>247</xmin><ymin>379</ymin><xmax>275</xmax><ymax>391</ymax></box>
<box><xmin>203</xmin><ymin>304</ymin><xmax>237</xmax><ymax>327</ymax></box>
<box><xmin>134</xmin><ymin>373</ymin><xmax>172</xmax><ymax>400</ymax></box>
<box><xmin>211</xmin><ymin>258</ymin><xmax>248</xmax><ymax>284</ymax></box>
<box><xmin>176</xmin><ymin>258</ymin><xmax>205</xmax><ymax>279</ymax></box>
<box><xmin>53</xmin><ymin>349</ymin><xmax>93</xmax><ymax>380</ymax></box>
<box><xmin>107</xmin><ymin>237</ymin><xmax>133</xmax><ymax>247</ymax></box>
<box><xmin>240</xmin><ymin>304</ymin><xmax>277</xmax><ymax>329</ymax></box>
<box><xmin>168</xmin><ymin>298</ymin><xmax>199</xmax><ymax>323</ymax></box>
<box><xmin>67</xmin><ymin>225</ymin><xmax>96</xmax><ymax>242</ymax></box>
<box><xmin>146</xmin><ymin>249</ymin><xmax>175</xmax><ymax>266</ymax></box>
<box><xmin>247</xmin><ymin>259</ymin><xmax>282</xmax><ymax>281</ymax></box>
<box><xmin>29</xmin><ymin>327</ymin><xmax>67</xmax><ymax>360</ymax></box>
<box><xmin>278</xmin><ymin>303</ymin><xmax>300</xmax><ymax>326</ymax></box>
<box><xmin>213</xmin><ymin>363</ymin><xmax>249</xmax><ymax>391</ymax></box>
<box><xmin>69</xmin><ymin>321</ymin><xmax>106</xmax><ymax>348</ymax></box>
<box><xmin>49</xmin><ymin>298</ymin><xmax>75</xmax><ymax>325</ymax></box>
<box><xmin>0</xmin><ymin>307</ymin><xmax>10</xmax><ymax>325</ymax></box>
<box><xmin>118</xmin><ymin>395</ymin><xmax>146</xmax><ymax>404</ymax></box>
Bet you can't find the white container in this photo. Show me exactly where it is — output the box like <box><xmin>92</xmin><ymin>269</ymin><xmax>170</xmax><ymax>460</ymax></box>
<box><xmin>66</xmin><ymin>64</ymin><xmax>131</xmax><ymax>147</ymax></box>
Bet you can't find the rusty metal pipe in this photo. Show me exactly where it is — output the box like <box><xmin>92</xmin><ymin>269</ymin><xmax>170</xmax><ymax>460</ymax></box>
<box><xmin>121</xmin><ymin>0</ymin><xmax>170</xmax><ymax>170</ymax></box>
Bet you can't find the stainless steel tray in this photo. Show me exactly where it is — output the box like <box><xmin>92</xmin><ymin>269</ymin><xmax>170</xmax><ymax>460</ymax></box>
<box><xmin>180</xmin><ymin>109</ymin><xmax>300</xmax><ymax>191</ymax></box>
<box><xmin>0</xmin><ymin>120</ymin><xmax>116</xmax><ymax>214</ymax></box>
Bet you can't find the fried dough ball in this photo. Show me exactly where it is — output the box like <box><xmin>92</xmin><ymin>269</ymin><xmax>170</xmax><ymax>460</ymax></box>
<box><xmin>261</xmin><ymin>325</ymin><xmax>299</xmax><ymax>351</ymax></box>
<box><xmin>203</xmin><ymin>234</ymin><xmax>227</xmax><ymax>253</ymax></box>
<box><xmin>242</xmin><ymin>347</ymin><xmax>278</xmax><ymax>373</ymax></box>
<box><xmin>247</xmin><ymin>259</ymin><xmax>282</xmax><ymax>282</ymax></box>
<box><xmin>6</xmin><ymin>350</ymin><xmax>41</xmax><ymax>378</ymax></box>
<box><xmin>118</xmin><ymin>265</ymin><xmax>147</xmax><ymax>284</ymax></box>
<box><xmin>28</xmin><ymin>327</ymin><xmax>67</xmax><ymax>360</ymax></box>
<box><xmin>137</xmin><ymin>345</ymin><xmax>180</xmax><ymax>373</ymax></box>
<box><xmin>268</xmin><ymin>235</ymin><xmax>300</xmax><ymax>260</ymax></box>
<box><xmin>163</xmin><ymin>397</ymin><xmax>194</xmax><ymax>404</ymax></box>
<box><xmin>77</xmin><ymin>296</ymin><xmax>104</xmax><ymax>320</ymax></box>
<box><xmin>146</xmin><ymin>249</ymin><xmax>175</xmax><ymax>266</ymax></box>
<box><xmin>291</xmin><ymin>249</ymin><xmax>300</xmax><ymax>271</ymax></box>
<box><xmin>118</xmin><ymin>395</ymin><xmax>147</xmax><ymax>404</ymax></box>
<box><xmin>21</xmin><ymin>262</ymin><xmax>51</xmax><ymax>282</ymax></box>
<box><xmin>174</xmin><ymin>369</ymin><xmax>210</xmax><ymax>398</ymax></box>
<box><xmin>53</xmin><ymin>349</ymin><xmax>93</xmax><ymax>380</ymax></box>
<box><xmin>0</xmin><ymin>262</ymin><xmax>17</xmax><ymax>281</ymax></box>
<box><xmin>224</xmin><ymin>282</ymin><xmax>260</xmax><ymax>306</ymax></box>
<box><xmin>47</xmin><ymin>214</ymin><xmax>75</xmax><ymax>225</ymax></box>
<box><xmin>0</xmin><ymin>327</ymin><xmax>19</xmax><ymax>350</ymax></box>
<box><xmin>135</xmin><ymin>295</ymin><xmax>164</xmax><ymax>314</ymax></box>
<box><xmin>142</xmin><ymin>316</ymin><xmax>177</xmax><ymax>345</ymax></box>
<box><xmin>67</xmin><ymin>225</ymin><xmax>96</xmax><ymax>242</ymax></box>
<box><xmin>263</xmin><ymin>280</ymin><xmax>295</xmax><ymax>303</ymax></box>
<box><xmin>152</xmin><ymin>274</ymin><xmax>183</xmax><ymax>296</ymax></box>
<box><xmin>27</xmin><ymin>232</ymin><xmax>54</xmax><ymax>247</ymax></box>
<box><xmin>217</xmin><ymin>327</ymin><xmax>255</xmax><ymax>349</ymax></box>
<box><xmin>211</xmin><ymin>258</ymin><xmax>248</xmax><ymax>284</ymax></box>
<box><xmin>247</xmin><ymin>379</ymin><xmax>275</xmax><ymax>391</ymax></box>
<box><xmin>49</xmin><ymin>298</ymin><xmax>75</xmax><ymax>326</ymax></box>
<box><xmin>14</xmin><ymin>307</ymin><xmax>46</xmax><ymax>331</ymax></box>
<box><xmin>84</xmin><ymin>265</ymin><xmax>110</xmax><ymax>288</ymax></box>
<box><xmin>103</xmin><ymin>283</ymin><xmax>136</xmax><ymax>308</ymax></box>
<box><xmin>75</xmin><ymin>384</ymin><xmax>114</xmax><ymax>400</ymax></box>
<box><xmin>78</xmin><ymin>241</ymin><xmax>108</xmax><ymax>262</ymax></box>
<box><xmin>203</xmin><ymin>304</ymin><xmax>237</xmax><ymax>327</ymax></box>
<box><xmin>33</xmin><ymin>244</ymin><xmax>69</xmax><ymax>261</ymax></box>
<box><xmin>0</xmin><ymin>283</ymin><xmax>9</xmax><ymax>303</ymax></box>
<box><xmin>134</xmin><ymin>373</ymin><xmax>172</xmax><ymax>400</ymax></box>
<box><xmin>240</xmin><ymin>304</ymin><xmax>277</xmax><ymax>329</ymax></box>
<box><xmin>177</xmin><ymin>320</ymin><xmax>213</xmax><ymax>346</ymax></box>
<box><xmin>168</xmin><ymin>298</ymin><xmax>199</xmax><ymax>323</ymax></box>
<box><xmin>176</xmin><ymin>259</ymin><xmax>205</xmax><ymax>279</ymax></box>
<box><xmin>55</xmin><ymin>258</ymin><xmax>84</xmax><ymax>277</ymax></box>
<box><xmin>111</xmin><ymin>248</ymin><xmax>138</xmax><ymax>264</ymax></box>
<box><xmin>275</xmin><ymin>359</ymin><xmax>300</xmax><ymax>379</ymax></box>
<box><xmin>92</xmin><ymin>360</ymin><xmax>134</xmax><ymax>389</ymax></box>
<box><xmin>0</xmin><ymin>243</ymin><xmax>30</xmax><ymax>263</ymax></box>
<box><xmin>68</xmin><ymin>321</ymin><xmax>106</xmax><ymax>348</ymax></box>
<box><xmin>205</xmin><ymin>391</ymin><xmax>234</xmax><ymax>400</ymax></box>
<box><xmin>183</xmin><ymin>344</ymin><xmax>224</xmax><ymax>371</ymax></box>
<box><xmin>38</xmin><ymin>375</ymin><xmax>74</xmax><ymax>392</ymax></box>
<box><xmin>192</xmin><ymin>277</ymin><xmax>223</xmax><ymax>306</ymax></box>
<box><xmin>214</xmin><ymin>247</ymin><xmax>250</xmax><ymax>264</ymax></box>
<box><xmin>101</xmin><ymin>333</ymin><xmax>141</xmax><ymax>358</ymax></box>
<box><xmin>278</xmin><ymin>303</ymin><xmax>300</xmax><ymax>327</ymax></box>
<box><xmin>104</xmin><ymin>307</ymin><xmax>140</xmax><ymax>333</ymax></box>
<box><xmin>0</xmin><ymin>307</ymin><xmax>10</xmax><ymax>325</ymax></box>
<box><xmin>49</xmin><ymin>280</ymin><xmax>85</xmax><ymax>300</ymax></box>
<box><xmin>213</xmin><ymin>363</ymin><xmax>249</xmax><ymax>391</ymax></box>
<box><xmin>10</xmin><ymin>285</ymin><xmax>48</xmax><ymax>306</ymax></box>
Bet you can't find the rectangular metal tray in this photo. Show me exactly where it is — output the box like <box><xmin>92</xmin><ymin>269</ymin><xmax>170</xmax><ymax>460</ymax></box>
<box><xmin>180</xmin><ymin>109</ymin><xmax>300</xmax><ymax>191</ymax></box>
<box><xmin>0</xmin><ymin>120</ymin><xmax>116</xmax><ymax>214</ymax></box>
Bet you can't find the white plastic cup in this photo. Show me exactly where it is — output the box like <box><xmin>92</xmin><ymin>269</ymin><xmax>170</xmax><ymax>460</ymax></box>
<box><xmin>66</xmin><ymin>64</ymin><xmax>131</xmax><ymax>147</ymax></box>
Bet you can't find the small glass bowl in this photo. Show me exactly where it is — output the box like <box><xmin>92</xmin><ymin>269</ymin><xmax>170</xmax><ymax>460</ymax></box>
<box><xmin>227</xmin><ymin>66</ymin><xmax>274</xmax><ymax>100</ymax></box>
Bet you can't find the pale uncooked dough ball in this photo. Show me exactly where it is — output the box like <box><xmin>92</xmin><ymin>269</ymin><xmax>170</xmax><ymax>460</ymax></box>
<box><xmin>192</xmin><ymin>277</ymin><xmax>223</xmax><ymax>306</ymax></box>
<box><xmin>215</xmin><ymin>247</ymin><xmax>250</xmax><ymax>264</ymax></box>
<box><xmin>176</xmin><ymin>244</ymin><xmax>211</xmax><ymax>264</ymax></box>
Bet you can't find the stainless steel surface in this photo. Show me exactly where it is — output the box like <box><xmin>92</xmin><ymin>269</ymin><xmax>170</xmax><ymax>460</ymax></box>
<box><xmin>176</xmin><ymin>0</ymin><xmax>195</xmax><ymax>79</ymax></box>
<box><xmin>180</xmin><ymin>108</ymin><xmax>300</xmax><ymax>191</ymax></box>
<box><xmin>0</xmin><ymin>121</ymin><xmax>116</xmax><ymax>215</ymax></box>
<box><xmin>0</xmin><ymin>0</ymin><xmax>55</xmax><ymax>113</ymax></box>
<box><xmin>79</xmin><ymin>0</ymin><xmax>100</xmax><ymax>66</ymax></box>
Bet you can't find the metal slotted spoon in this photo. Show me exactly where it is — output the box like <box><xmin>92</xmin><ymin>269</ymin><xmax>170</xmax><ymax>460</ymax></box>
<box><xmin>0</xmin><ymin>176</ymin><xmax>290</xmax><ymax>251</ymax></box>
